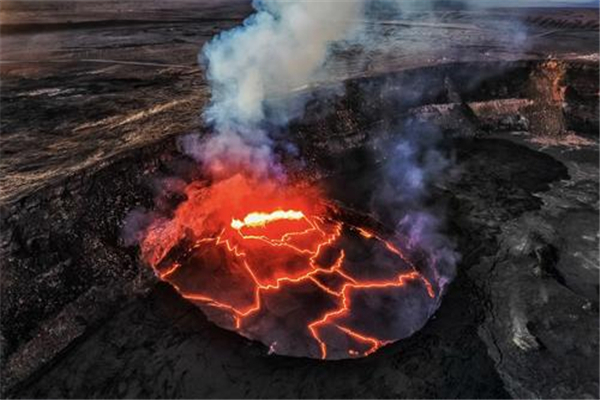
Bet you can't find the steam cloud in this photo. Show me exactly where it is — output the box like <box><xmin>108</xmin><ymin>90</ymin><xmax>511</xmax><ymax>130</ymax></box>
<box><xmin>188</xmin><ymin>0</ymin><xmax>528</xmax><ymax>179</ymax></box>
<box><xmin>193</xmin><ymin>0</ymin><xmax>367</xmax><ymax>177</ymax></box>
<box><xmin>371</xmin><ymin>119</ymin><xmax>458</xmax><ymax>293</ymax></box>
<box><xmin>203</xmin><ymin>0</ymin><xmax>364</xmax><ymax>129</ymax></box>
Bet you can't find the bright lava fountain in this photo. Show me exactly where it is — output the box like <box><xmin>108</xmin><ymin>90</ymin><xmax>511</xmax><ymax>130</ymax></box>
<box><xmin>139</xmin><ymin>174</ymin><xmax>442</xmax><ymax>360</ymax></box>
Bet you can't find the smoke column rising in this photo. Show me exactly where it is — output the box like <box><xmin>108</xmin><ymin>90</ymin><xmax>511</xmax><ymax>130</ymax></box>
<box><xmin>192</xmin><ymin>0</ymin><xmax>528</xmax><ymax>179</ymax></box>
<box><xmin>191</xmin><ymin>0</ymin><xmax>367</xmax><ymax>177</ymax></box>
<box><xmin>204</xmin><ymin>0</ymin><xmax>365</xmax><ymax>129</ymax></box>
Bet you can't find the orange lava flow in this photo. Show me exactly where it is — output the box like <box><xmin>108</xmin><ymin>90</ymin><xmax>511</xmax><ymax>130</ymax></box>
<box><xmin>140</xmin><ymin>174</ymin><xmax>437</xmax><ymax>359</ymax></box>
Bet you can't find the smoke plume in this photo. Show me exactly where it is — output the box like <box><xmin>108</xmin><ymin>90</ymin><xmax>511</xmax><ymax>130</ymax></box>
<box><xmin>196</xmin><ymin>0</ymin><xmax>367</xmax><ymax>177</ymax></box>
<box><xmin>370</xmin><ymin>119</ymin><xmax>458</xmax><ymax>293</ymax></box>
<box><xmin>190</xmin><ymin>0</ymin><xmax>529</xmax><ymax>179</ymax></box>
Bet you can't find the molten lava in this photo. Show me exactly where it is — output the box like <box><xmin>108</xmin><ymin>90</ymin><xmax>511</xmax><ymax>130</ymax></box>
<box><xmin>139</xmin><ymin>174</ymin><xmax>441</xmax><ymax>360</ymax></box>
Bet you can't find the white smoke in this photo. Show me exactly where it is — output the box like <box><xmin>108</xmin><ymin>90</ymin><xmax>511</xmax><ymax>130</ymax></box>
<box><xmin>203</xmin><ymin>0</ymin><xmax>366</xmax><ymax>130</ymax></box>
<box><xmin>193</xmin><ymin>0</ymin><xmax>369</xmax><ymax>177</ymax></box>
<box><xmin>192</xmin><ymin>0</ymin><xmax>531</xmax><ymax>179</ymax></box>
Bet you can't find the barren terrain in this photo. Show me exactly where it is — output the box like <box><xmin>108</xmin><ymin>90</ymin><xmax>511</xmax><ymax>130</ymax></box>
<box><xmin>1</xmin><ymin>1</ymin><xmax>598</xmax><ymax>398</ymax></box>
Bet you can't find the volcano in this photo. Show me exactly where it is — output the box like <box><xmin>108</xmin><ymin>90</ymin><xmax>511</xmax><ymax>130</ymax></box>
<box><xmin>2</xmin><ymin>0</ymin><xmax>598</xmax><ymax>397</ymax></box>
<box><xmin>138</xmin><ymin>174</ymin><xmax>441</xmax><ymax>359</ymax></box>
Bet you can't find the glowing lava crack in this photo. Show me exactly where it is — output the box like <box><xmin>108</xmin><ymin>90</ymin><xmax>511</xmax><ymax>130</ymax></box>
<box><xmin>139</xmin><ymin>175</ymin><xmax>443</xmax><ymax>360</ymax></box>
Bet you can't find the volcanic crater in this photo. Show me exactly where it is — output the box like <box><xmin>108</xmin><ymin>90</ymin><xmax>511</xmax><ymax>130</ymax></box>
<box><xmin>137</xmin><ymin>174</ymin><xmax>443</xmax><ymax>361</ymax></box>
<box><xmin>2</xmin><ymin>46</ymin><xmax>598</xmax><ymax>399</ymax></box>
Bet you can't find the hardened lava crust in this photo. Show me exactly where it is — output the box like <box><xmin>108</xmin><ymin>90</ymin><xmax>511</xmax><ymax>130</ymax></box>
<box><xmin>1</xmin><ymin>2</ymin><xmax>598</xmax><ymax>398</ymax></box>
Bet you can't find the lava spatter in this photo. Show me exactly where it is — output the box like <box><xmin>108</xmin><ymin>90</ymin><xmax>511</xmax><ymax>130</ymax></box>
<box><xmin>139</xmin><ymin>174</ymin><xmax>441</xmax><ymax>360</ymax></box>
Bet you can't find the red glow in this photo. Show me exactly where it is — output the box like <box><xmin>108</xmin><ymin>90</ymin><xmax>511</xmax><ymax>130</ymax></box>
<box><xmin>140</xmin><ymin>174</ymin><xmax>436</xmax><ymax>359</ymax></box>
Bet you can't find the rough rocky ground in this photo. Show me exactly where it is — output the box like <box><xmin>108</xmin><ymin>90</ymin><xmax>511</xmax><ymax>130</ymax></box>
<box><xmin>7</xmin><ymin>132</ymin><xmax>598</xmax><ymax>399</ymax></box>
<box><xmin>1</xmin><ymin>1</ymin><xmax>598</xmax><ymax>203</ymax></box>
<box><xmin>1</xmin><ymin>1</ymin><xmax>598</xmax><ymax>398</ymax></box>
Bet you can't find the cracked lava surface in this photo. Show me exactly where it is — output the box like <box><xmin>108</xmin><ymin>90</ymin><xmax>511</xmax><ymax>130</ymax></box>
<box><xmin>139</xmin><ymin>174</ymin><xmax>442</xmax><ymax>359</ymax></box>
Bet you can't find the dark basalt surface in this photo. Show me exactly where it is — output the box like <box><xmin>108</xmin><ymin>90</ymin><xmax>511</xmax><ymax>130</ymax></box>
<box><xmin>1</xmin><ymin>2</ymin><xmax>598</xmax><ymax>398</ymax></box>
<box><xmin>9</xmin><ymin>133</ymin><xmax>597</xmax><ymax>399</ymax></box>
<box><xmin>2</xmin><ymin>59</ymin><xmax>598</xmax><ymax>399</ymax></box>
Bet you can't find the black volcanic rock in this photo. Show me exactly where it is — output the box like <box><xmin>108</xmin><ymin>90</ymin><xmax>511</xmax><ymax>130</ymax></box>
<box><xmin>1</xmin><ymin>3</ymin><xmax>598</xmax><ymax>393</ymax></box>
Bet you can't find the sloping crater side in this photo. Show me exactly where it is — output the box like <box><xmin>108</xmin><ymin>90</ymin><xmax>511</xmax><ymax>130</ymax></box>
<box><xmin>1</xmin><ymin>59</ymin><xmax>598</xmax><ymax>398</ymax></box>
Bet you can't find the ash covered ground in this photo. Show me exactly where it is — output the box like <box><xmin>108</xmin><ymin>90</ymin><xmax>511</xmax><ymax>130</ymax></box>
<box><xmin>0</xmin><ymin>1</ymin><xmax>599</xmax><ymax>399</ymax></box>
